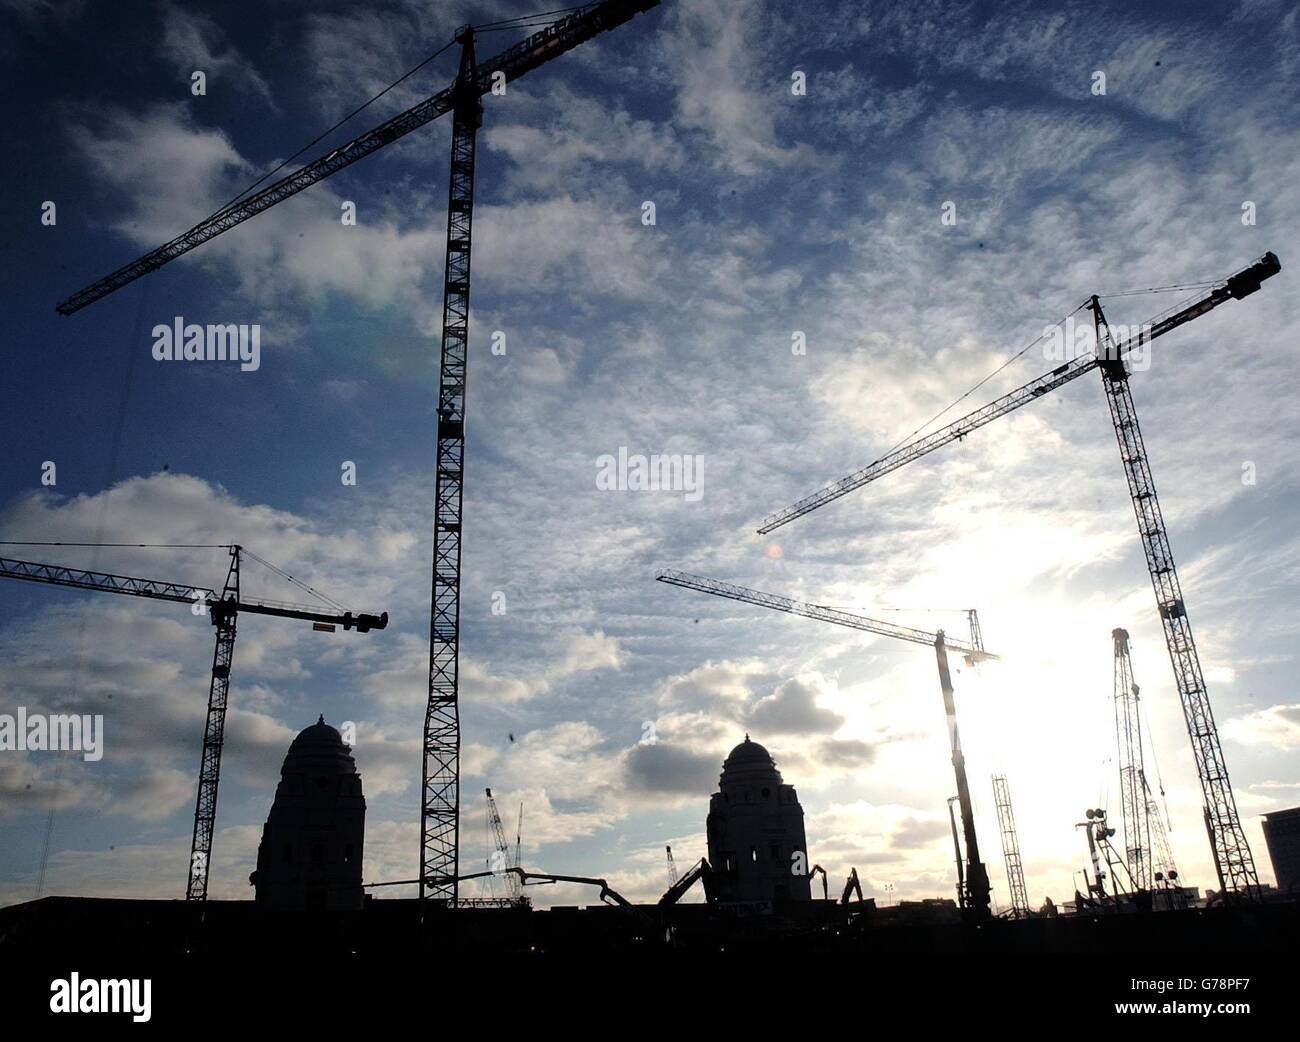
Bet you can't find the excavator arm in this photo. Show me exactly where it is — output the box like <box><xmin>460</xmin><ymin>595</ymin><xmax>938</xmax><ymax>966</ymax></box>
<box><xmin>809</xmin><ymin>864</ymin><xmax>829</xmax><ymax>901</ymax></box>
<box><xmin>511</xmin><ymin>868</ymin><xmax>655</xmax><ymax>927</ymax></box>
<box><xmin>841</xmin><ymin>867</ymin><xmax>864</xmax><ymax>905</ymax></box>
<box><xmin>658</xmin><ymin>858</ymin><xmax>712</xmax><ymax>906</ymax></box>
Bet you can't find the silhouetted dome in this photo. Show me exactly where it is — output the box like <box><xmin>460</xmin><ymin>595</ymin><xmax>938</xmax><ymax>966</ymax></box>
<box><xmin>723</xmin><ymin>735</ymin><xmax>776</xmax><ymax>771</ymax></box>
<box><xmin>253</xmin><ymin>714</ymin><xmax>366</xmax><ymax>911</ymax></box>
<box><xmin>283</xmin><ymin>715</ymin><xmax>356</xmax><ymax>773</ymax></box>
<box><xmin>708</xmin><ymin>733</ymin><xmax>808</xmax><ymax>904</ymax></box>
<box><xmin>289</xmin><ymin>715</ymin><xmax>345</xmax><ymax>751</ymax></box>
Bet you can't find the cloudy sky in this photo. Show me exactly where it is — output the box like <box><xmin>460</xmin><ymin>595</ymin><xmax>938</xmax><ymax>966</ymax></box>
<box><xmin>1</xmin><ymin>0</ymin><xmax>1297</xmax><ymax>912</ymax></box>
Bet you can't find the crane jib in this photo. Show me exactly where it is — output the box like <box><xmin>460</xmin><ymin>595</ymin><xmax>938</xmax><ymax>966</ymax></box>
<box><xmin>756</xmin><ymin>253</ymin><xmax>1281</xmax><ymax>535</ymax></box>
<box><xmin>655</xmin><ymin>570</ymin><xmax>994</xmax><ymax>659</ymax></box>
<box><xmin>0</xmin><ymin>555</ymin><xmax>387</xmax><ymax>630</ymax></box>
<box><xmin>54</xmin><ymin>0</ymin><xmax>663</xmax><ymax>316</ymax></box>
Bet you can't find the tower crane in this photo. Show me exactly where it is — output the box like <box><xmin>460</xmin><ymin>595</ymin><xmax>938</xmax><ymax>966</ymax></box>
<box><xmin>991</xmin><ymin>774</ymin><xmax>1031</xmax><ymax>918</ymax></box>
<box><xmin>52</xmin><ymin>1</ymin><xmax>662</xmax><ymax>908</ymax></box>
<box><xmin>656</xmin><ymin>569</ymin><xmax>998</xmax><ymax>921</ymax></box>
<box><xmin>1111</xmin><ymin>628</ymin><xmax>1186</xmax><ymax>904</ymax></box>
<box><xmin>484</xmin><ymin>787</ymin><xmax>521</xmax><ymax>902</ymax></box>
<box><xmin>665</xmin><ymin>844</ymin><xmax>678</xmax><ymax>888</ymax></box>
<box><xmin>946</xmin><ymin>796</ymin><xmax>966</xmax><ymax>908</ymax></box>
<box><xmin>881</xmin><ymin>607</ymin><xmax>987</xmax><ymax>666</ymax></box>
<box><xmin>1111</xmin><ymin>628</ymin><xmax>1152</xmax><ymax>892</ymax></box>
<box><xmin>514</xmin><ymin>801</ymin><xmax>524</xmax><ymax>884</ymax></box>
<box><xmin>0</xmin><ymin>547</ymin><xmax>387</xmax><ymax>900</ymax></box>
<box><xmin>756</xmin><ymin>252</ymin><xmax>1281</xmax><ymax>900</ymax></box>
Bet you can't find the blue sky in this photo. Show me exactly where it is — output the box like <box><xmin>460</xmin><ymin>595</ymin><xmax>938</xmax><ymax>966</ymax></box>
<box><xmin>1</xmin><ymin>0</ymin><xmax>1298</xmax><ymax>910</ymax></box>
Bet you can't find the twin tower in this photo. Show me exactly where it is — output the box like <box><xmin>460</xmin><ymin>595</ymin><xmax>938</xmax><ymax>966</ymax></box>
<box><xmin>707</xmin><ymin>735</ymin><xmax>812</xmax><ymax>905</ymax></box>
<box><xmin>249</xmin><ymin>716</ymin><xmax>366</xmax><ymax>911</ymax></box>
<box><xmin>249</xmin><ymin>724</ymin><xmax>811</xmax><ymax>909</ymax></box>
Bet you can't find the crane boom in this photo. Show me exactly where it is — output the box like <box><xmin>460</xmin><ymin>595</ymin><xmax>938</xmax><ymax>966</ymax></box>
<box><xmin>655</xmin><ymin>570</ymin><xmax>991</xmax><ymax>659</ymax></box>
<box><xmin>54</xmin><ymin>0</ymin><xmax>661</xmax><ymax>316</ymax></box>
<box><xmin>757</xmin><ymin>253</ymin><xmax>1281</xmax><ymax>534</ymax></box>
<box><xmin>0</xmin><ymin>556</ymin><xmax>387</xmax><ymax>631</ymax></box>
<box><xmin>758</xmin><ymin>355</ymin><xmax>1096</xmax><ymax>534</ymax></box>
<box><xmin>0</xmin><ymin>556</ymin><xmax>211</xmax><ymax>606</ymax></box>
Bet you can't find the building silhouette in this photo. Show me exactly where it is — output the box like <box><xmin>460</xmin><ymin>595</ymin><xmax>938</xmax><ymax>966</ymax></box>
<box><xmin>1262</xmin><ymin>806</ymin><xmax>1300</xmax><ymax>894</ymax></box>
<box><xmin>706</xmin><ymin>735</ymin><xmax>812</xmax><ymax>905</ymax></box>
<box><xmin>249</xmin><ymin>715</ymin><xmax>366</xmax><ymax>911</ymax></box>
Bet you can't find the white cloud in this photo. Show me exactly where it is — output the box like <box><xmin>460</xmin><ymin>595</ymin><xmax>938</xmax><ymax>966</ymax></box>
<box><xmin>1225</xmin><ymin>704</ymin><xmax>1300</xmax><ymax>751</ymax></box>
<box><xmin>66</xmin><ymin>104</ymin><xmax>448</xmax><ymax>329</ymax></box>
<box><xmin>160</xmin><ymin>3</ymin><xmax>275</xmax><ymax>105</ymax></box>
<box><xmin>660</xmin><ymin>0</ymin><xmax>802</xmax><ymax>174</ymax></box>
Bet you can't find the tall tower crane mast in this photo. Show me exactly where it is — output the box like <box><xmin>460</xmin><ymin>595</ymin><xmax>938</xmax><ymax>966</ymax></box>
<box><xmin>946</xmin><ymin>796</ymin><xmax>966</xmax><ymax>907</ymax></box>
<box><xmin>484</xmin><ymin>788</ymin><xmax>520</xmax><ymax>901</ymax></box>
<box><xmin>657</xmin><ymin>569</ymin><xmax>997</xmax><ymax>921</ymax></box>
<box><xmin>756</xmin><ymin>253</ymin><xmax>1280</xmax><ymax>899</ymax></box>
<box><xmin>0</xmin><ymin>548</ymin><xmax>387</xmax><ymax>900</ymax></box>
<box><xmin>966</xmin><ymin>610</ymin><xmax>984</xmax><ymax>660</ymax></box>
<box><xmin>51</xmin><ymin>1</ymin><xmax>662</xmax><ymax>909</ymax></box>
<box><xmin>514</xmin><ymin>802</ymin><xmax>524</xmax><ymax>882</ymax></box>
<box><xmin>1111</xmin><ymin>628</ymin><xmax>1184</xmax><ymax>902</ymax></box>
<box><xmin>992</xmin><ymin>774</ymin><xmax>1031</xmax><ymax>918</ymax></box>
<box><xmin>1111</xmin><ymin>628</ymin><xmax>1152</xmax><ymax>891</ymax></box>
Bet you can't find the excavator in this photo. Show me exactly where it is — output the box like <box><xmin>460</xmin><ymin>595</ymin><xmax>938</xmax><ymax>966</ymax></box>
<box><xmin>659</xmin><ymin>858</ymin><xmax>713</xmax><ymax>906</ymax></box>
<box><xmin>809</xmin><ymin>864</ymin><xmax>866</xmax><ymax>905</ymax></box>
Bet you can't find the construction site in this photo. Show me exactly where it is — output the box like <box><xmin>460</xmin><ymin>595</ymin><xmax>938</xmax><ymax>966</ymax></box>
<box><xmin>2</xmin><ymin>0</ymin><xmax>1298</xmax><ymax>1017</ymax></box>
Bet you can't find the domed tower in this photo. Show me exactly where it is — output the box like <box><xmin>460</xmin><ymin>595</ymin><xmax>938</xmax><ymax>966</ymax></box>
<box><xmin>250</xmin><ymin>716</ymin><xmax>366</xmax><ymax>911</ymax></box>
<box><xmin>706</xmin><ymin>735</ymin><xmax>811</xmax><ymax>906</ymax></box>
